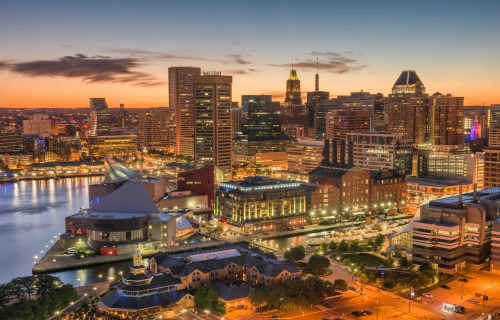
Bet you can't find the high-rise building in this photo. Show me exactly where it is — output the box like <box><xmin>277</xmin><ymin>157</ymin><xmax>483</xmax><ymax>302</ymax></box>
<box><xmin>193</xmin><ymin>72</ymin><xmax>232</xmax><ymax>179</ymax></box>
<box><xmin>241</xmin><ymin>95</ymin><xmax>282</xmax><ymax>140</ymax></box>
<box><xmin>285</xmin><ymin>67</ymin><xmax>302</xmax><ymax>106</ymax></box>
<box><xmin>285</xmin><ymin>139</ymin><xmax>324</xmax><ymax>181</ymax></box>
<box><xmin>347</xmin><ymin>132</ymin><xmax>414</xmax><ymax>174</ymax></box>
<box><xmin>119</xmin><ymin>103</ymin><xmax>126</xmax><ymax>129</ymax></box>
<box><xmin>89</xmin><ymin>98</ymin><xmax>111</xmax><ymax>136</ymax></box>
<box><xmin>488</xmin><ymin>105</ymin><xmax>500</xmax><ymax>146</ymax></box>
<box><xmin>385</xmin><ymin>71</ymin><xmax>428</xmax><ymax>144</ymax></box>
<box><xmin>428</xmin><ymin>93</ymin><xmax>464</xmax><ymax>145</ymax></box>
<box><xmin>231</xmin><ymin>102</ymin><xmax>242</xmax><ymax>138</ymax></box>
<box><xmin>169</xmin><ymin>67</ymin><xmax>201</xmax><ymax>157</ymax></box>
<box><xmin>137</xmin><ymin>108</ymin><xmax>175</xmax><ymax>151</ymax></box>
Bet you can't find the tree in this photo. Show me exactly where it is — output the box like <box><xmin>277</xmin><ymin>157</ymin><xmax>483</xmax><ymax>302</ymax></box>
<box><xmin>374</xmin><ymin>234</ymin><xmax>385</xmax><ymax>251</ymax></box>
<box><xmin>284</xmin><ymin>245</ymin><xmax>306</xmax><ymax>262</ymax></box>
<box><xmin>35</xmin><ymin>274</ymin><xmax>59</xmax><ymax>295</ymax></box>
<box><xmin>367</xmin><ymin>239</ymin><xmax>375</xmax><ymax>250</ymax></box>
<box><xmin>306</xmin><ymin>254</ymin><xmax>331</xmax><ymax>276</ymax></box>
<box><xmin>328</xmin><ymin>241</ymin><xmax>337</xmax><ymax>252</ymax></box>
<box><xmin>333</xmin><ymin>279</ymin><xmax>348</xmax><ymax>291</ymax></box>
<box><xmin>194</xmin><ymin>285</ymin><xmax>219</xmax><ymax>310</ymax></box>
<box><xmin>398</xmin><ymin>257</ymin><xmax>411</xmax><ymax>270</ymax></box>
<box><xmin>338</xmin><ymin>240</ymin><xmax>349</xmax><ymax>253</ymax></box>
<box><xmin>11</xmin><ymin>276</ymin><xmax>36</xmax><ymax>301</ymax></box>
<box><xmin>349</xmin><ymin>240</ymin><xmax>360</xmax><ymax>252</ymax></box>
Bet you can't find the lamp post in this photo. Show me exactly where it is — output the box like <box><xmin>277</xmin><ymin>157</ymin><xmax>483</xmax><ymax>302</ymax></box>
<box><xmin>408</xmin><ymin>287</ymin><xmax>414</xmax><ymax>313</ymax></box>
<box><xmin>376</xmin><ymin>298</ymin><xmax>380</xmax><ymax>320</ymax></box>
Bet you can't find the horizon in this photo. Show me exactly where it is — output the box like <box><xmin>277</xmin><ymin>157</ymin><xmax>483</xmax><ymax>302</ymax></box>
<box><xmin>2</xmin><ymin>0</ymin><xmax>500</xmax><ymax>108</ymax></box>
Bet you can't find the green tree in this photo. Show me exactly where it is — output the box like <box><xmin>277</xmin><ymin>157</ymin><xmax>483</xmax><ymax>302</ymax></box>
<box><xmin>338</xmin><ymin>240</ymin><xmax>349</xmax><ymax>253</ymax></box>
<box><xmin>11</xmin><ymin>276</ymin><xmax>36</xmax><ymax>301</ymax></box>
<box><xmin>328</xmin><ymin>241</ymin><xmax>337</xmax><ymax>252</ymax></box>
<box><xmin>333</xmin><ymin>279</ymin><xmax>348</xmax><ymax>291</ymax></box>
<box><xmin>194</xmin><ymin>285</ymin><xmax>219</xmax><ymax>310</ymax></box>
<box><xmin>349</xmin><ymin>240</ymin><xmax>360</xmax><ymax>252</ymax></box>
<box><xmin>35</xmin><ymin>274</ymin><xmax>59</xmax><ymax>295</ymax></box>
<box><xmin>374</xmin><ymin>234</ymin><xmax>385</xmax><ymax>251</ymax></box>
<box><xmin>398</xmin><ymin>257</ymin><xmax>412</xmax><ymax>270</ymax></box>
<box><xmin>306</xmin><ymin>254</ymin><xmax>331</xmax><ymax>276</ymax></box>
<box><xmin>284</xmin><ymin>245</ymin><xmax>306</xmax><ymax>261</ymax></box>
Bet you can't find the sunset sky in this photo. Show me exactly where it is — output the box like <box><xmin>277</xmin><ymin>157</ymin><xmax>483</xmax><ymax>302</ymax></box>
<box><xmin>1</xmin><ymin>0</ymin><xmax>500</xmax><ymax>108</ymax></box>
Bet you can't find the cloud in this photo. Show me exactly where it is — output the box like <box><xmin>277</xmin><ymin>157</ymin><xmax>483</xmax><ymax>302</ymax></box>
<box><xmin>107</xmin><ymin>48</ymin><xmax>214</xmax><ymax>62</ymax></box>
<box><xmin>227</xmin><ymin>54</ymin><xmax>251</xmax><ymax>65</ymax></box>
<box><xmin>224</xmin><ymin>68</ymin><xmax>258</xmax><ymax>75</ymax></box>
<box><xmin>0</xmin><ymin>54</ymin><xmax>164</xmax><ymax>87</ymax></box>
<box><xmin>270</xmin><ymin>51</ymin><xmax>366</xmax><ymax>74</ymax></box>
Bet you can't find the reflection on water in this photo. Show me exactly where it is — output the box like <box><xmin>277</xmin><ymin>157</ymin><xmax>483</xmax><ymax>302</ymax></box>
<box><xmin>0</xmin><ymin>177</ymin><xmax>101</xmax><ymax>284</ymax></box>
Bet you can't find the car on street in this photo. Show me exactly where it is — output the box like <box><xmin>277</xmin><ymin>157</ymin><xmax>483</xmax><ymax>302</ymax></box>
<box><xmin>351</xmin><ymin>311</ymin><xmax>364</xmax><ymax>317</ymax></box>
<box><xmin>441</xmin><ymin>284</ymin><xmax>451</xmax><ymax>289</ymax></box>
<box><xmin>423</xmin><ymin>293</ymin><xmax>433</xmax><ymax>298</ymax></box>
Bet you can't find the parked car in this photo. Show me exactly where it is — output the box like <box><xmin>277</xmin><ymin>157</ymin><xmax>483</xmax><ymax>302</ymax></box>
<box><xmin>458</xmin><ymin>278</ymin><xmax>469</xmax><ymax>282</ymax></box>
<box><xmin>441</xmin><ymin>284</ymin><xmax>451</xmax><ymax>290</ymax></box>
<box><xmin>423</xmin><ymin>293</ymin><xmax>433</xmax><ymax>298</ymax></box>
<box><xmin>351</xmin><ymin>311</ymin><xmax>364</xmax><ymax>317</ymax></box>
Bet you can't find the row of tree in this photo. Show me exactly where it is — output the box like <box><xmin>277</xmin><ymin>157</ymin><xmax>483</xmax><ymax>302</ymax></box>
<box><xmin>0</xmin><ymin>275</ymin><xmax>78</xmax><ymax>320</ymax></box>
<box><xmin>249</xmin><ymin>277</ymin><xmax>342</xmax><ymax>312</ymax></box>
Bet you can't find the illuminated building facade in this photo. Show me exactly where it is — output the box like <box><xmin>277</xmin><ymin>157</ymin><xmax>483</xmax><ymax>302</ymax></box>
<box><xmin>193</xmin><ymin>73</ymin><xmax>232</xmax><ymax>180</ymax></box>
<box><xmin>347</xmin><ymin>131</ymin><xmax>414</xmax><ymax>175</ymax></box>
<box><xmin>22</xmin><ymin>114</ymin><xmax>51</xmax><ymax>136</ymax></box>
<box><xmin>89</xmin><ymin>98</ymin><xmax>111</xmax><ymax>136</ymax></box>
<box><xmin>384</xmin><ymin>71</ymin><xmax>428</xmax><ymax>144</ymax></box>
<box><xmin>88</xmin><ymin>134</ymin><xmax>138</xmax><ymax>160</ymax></box>
<box><xmin>285</xmin><ymin>139</ymin><xmax>324</xmax><ymax>182</ymax></box>
<box><xmin>412</xmin><ymin>187</ymin><xmax>496</xmax><ymax>273</ymax></box>
<box><xmin>137</xmin><ymin>108</ymin><xmax>175</xmax><ymax>151</ymax></box>
<box><xmin>428</xmin><ymin>93</ymin><xmax>464</xmax><ymax>145</ymax></box>
<box><xmin>215</xmin><ymin>177</ymin><xmax>308</xmax><ymax>233</ymax></box>
<box><xmin>285</xmin><ymin>68</ymin><xmax>302</xmax><ymax>106</ymax></box>
<box><xmin>169</xmin><ymin>66</ymin><xmax>201</xmax><ymax>157</ymax></box>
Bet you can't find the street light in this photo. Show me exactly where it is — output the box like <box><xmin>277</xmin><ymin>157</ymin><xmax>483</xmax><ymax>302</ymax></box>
<box><xmin>408</xmin><ymin>287</ymin><xmax>414</xmax><ymax>313</ymax></box>
<box><xmin>376</xmin><ymin>298</ymin><xmax>380</xmax><ymax>320</ymax></box>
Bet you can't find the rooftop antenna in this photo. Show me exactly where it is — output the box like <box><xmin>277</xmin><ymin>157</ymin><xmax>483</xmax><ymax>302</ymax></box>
<box><xmin>315</xmin><ymin>57</ymin><xmax>319</xmax><ymax>92</ymax></box>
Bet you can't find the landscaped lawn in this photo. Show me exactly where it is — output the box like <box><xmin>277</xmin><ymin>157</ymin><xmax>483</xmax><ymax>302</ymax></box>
<box><xmin>342</xmin><ymin>252</ymin><xmax>388</xmax><ymax>267</ymax></box>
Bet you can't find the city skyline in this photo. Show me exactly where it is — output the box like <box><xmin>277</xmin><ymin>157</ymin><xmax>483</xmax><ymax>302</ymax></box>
<box><xmin>2</xmin><ymin>0</ymin><xmax>500</xmax><ymax>108</ymax></box>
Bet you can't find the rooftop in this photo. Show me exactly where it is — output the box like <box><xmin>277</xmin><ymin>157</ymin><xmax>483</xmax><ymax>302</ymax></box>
<box><xmin>219</xmin><ymin>176</ymin><xmax>302</xmax><ymax>193</ymax></box>
<box><xmin>394</xmin><ymin>70</ymin><xmax>422</xmax><ymax>86</ymax></box>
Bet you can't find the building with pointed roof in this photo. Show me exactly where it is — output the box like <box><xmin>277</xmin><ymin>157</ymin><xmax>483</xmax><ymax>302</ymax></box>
<box><xmin>285</xmin><ymin>67</ymin><xmax>302</xmax><ymax>106</ymax></box>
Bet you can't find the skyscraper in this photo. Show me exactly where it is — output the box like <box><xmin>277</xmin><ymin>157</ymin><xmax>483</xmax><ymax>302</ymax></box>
<box><xmin>137</xmin><ymin>108</ymin><xmax>175</xmax><ymax>151</ymax></box>
<box><xmin>193</xmin><ymin>72</ymin><xmax>232</xmax><ymax>180</ymax></box>
<box><xmin>428</xmin><ymin>93</ymin><xmax>464</xmax><ymax>145</ymax></box>
<box><xmin>384</xmin><ymin>71</ymin><xmax>428</xmax><ymax>144</ymax></box>
<box><xmin>169</xmin><ymin>66</ymin><xmax>201</xmax><ymax>157</ymax></box>
<box><xmin>89</xmin><ymin>98</ymin><xmax>111</xmax><ymax>136</ymax></box>
<box><xmin>241</xmin><ymin>95</ymin><xmax>282</xmax><ymax>140</ymax></box>
<box><xmin>285</xmin><ymin>66</ymin><xmax>302</xmax><ymax>106</ymax></box>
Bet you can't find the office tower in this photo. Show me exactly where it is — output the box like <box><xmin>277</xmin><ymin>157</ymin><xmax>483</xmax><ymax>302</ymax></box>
<box><xmin>119</xmin><ymin>103</ymin><xmax>126</xmax><ymax>128</ymax></box>
<box><xmin>0</xmin><ymin>126</ymin><xmax>22</xmax><ymax>153</ymax></box>
<box><xmin>384</xmin><ymin>71</ymin><xmax>428</xmax><ymax>144</ymax></box>
<box><xmin>137</xmin><ymin>108</ymin><xmax>175</xmax><ymax>151</ymax></box>
<box><xmin>285</xmin><ymin>139</ymin><xmax>324</xmax><ymax>181</ymax></box>
<box><xmin>428</xmin><ymin>93</ymin><xmax>464</xmax><ymax>145</ymax></box>
<box><xmin>325</xmin><ymin>109</ymin><xmax>371</xmax><ymax>141</ymax></box>
<box><xmin>489</xmin><ymin>105</ymin><xmax>500</xmax><ymax>146</ymax></box>
<box><xmin>231</xmin><ymin>103</ymin><xmax>242</xmax><ymax>138</ymax></box>
<box><xmin>22</xmin><ymin>114</ymin><xmax>52</xmax><ymax>136</ymax></box>
<box><xmin>169</xmin><ymin>66</ymin><xmax>201</xmax><ymax>157</ymax></box>
<box><xmin>464</xmin><ymin>105</ymin><xmax>488</xmax><ymax>142</ymax></box>
<box><xmin>314</xmin><ymin>101</ymin><xmax>337</xmax><ymax>139</ymax></box>
<box><xmin>347</xmin><ymin>132</ymin><xmax>414</xmax><ymax>175</ymax></box>
<box><xmin>412</xmin><ymin>188</ymin><xmax>495</xmax><ymax>273</ymax></box>
<box><xmin>89</xmin><ymin>98</ymin><xmax>111</xmax><ymax>136</ymax></box>
<box><xmin>306</xmin><ymin>63</ymin><xmax>330</xmax><ymax>136</ymax></box>
<box><xmin>241</xmin><ymin>95</ymin><xmax>282</xmax><ymax>140</ymax></box>
<box><xmin>285</xmin><ymin>66</ymin><xmax>302</xmax><ymax>106</ymax></box>
<box><xmin>193</xmin><ymin>72</ymin><xmax>232</xmax><ymax>179</ymax></box>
